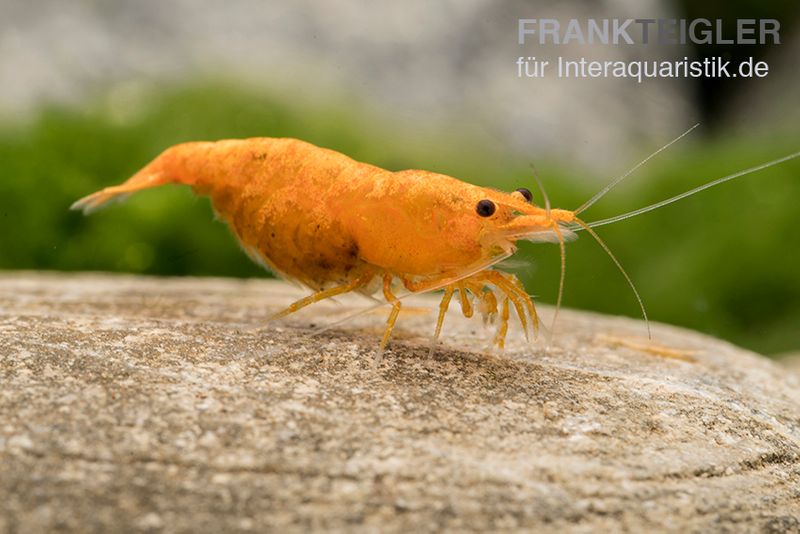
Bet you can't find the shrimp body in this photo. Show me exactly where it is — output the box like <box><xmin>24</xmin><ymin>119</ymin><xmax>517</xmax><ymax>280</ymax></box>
<box><xmin>73</xmin><ymin>137</ymin><xmax>578</xmax><ymax>357</ymax></box>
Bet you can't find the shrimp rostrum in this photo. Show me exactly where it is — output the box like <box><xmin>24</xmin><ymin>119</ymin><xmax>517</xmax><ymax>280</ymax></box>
<box><xmin>72</xmin><ymin>134</ymin><xmax>800</xmax><ymax>360</ymax></box>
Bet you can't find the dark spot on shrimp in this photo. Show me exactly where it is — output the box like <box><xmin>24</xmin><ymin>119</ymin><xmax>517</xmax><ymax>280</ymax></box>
<box><xmin>515</xmin><ymin>187</ymin><xmax>533</xmax><ymax>202</ymax></box>
<box><xmin>347</xmin><ymin>242</ymin><xmax>360</xmax><ymax>259</ymax></box>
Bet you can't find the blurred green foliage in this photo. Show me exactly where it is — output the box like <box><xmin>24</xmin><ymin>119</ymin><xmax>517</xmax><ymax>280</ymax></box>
<box><xmin>1</xmin><ymin>83</ymin><xmax>798</xmax><ymax>355</ymax></box>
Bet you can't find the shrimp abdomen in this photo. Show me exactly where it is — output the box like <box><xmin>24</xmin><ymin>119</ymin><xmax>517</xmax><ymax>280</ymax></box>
<box><xmin>71</xmin><ymin>138</ymin><xmax>375</xmax><ymax>289</ymax></box>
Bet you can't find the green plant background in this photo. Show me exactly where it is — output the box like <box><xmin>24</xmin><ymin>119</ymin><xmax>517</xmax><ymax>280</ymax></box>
<box><xmin>1</xmin><ymin>83</ymin><xmax>798</xmax><ymax>356</ymax></box>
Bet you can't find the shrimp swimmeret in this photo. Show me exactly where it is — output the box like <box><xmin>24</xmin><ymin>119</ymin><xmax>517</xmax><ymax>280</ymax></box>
<box><xmin>71</xmin><ymin>131</ymin><xmax>800</xmax><ymax>361</ymax></box>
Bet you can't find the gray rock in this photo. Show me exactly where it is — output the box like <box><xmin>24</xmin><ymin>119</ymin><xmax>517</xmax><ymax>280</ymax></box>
<box><xmin>1</xmin><ymin>272</ymin><xmax>799</xmax><ymax>532</ymax></box>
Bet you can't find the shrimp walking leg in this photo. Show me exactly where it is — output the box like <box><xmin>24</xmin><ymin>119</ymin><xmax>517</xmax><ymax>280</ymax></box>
<box><xmin>466</xmin><ymin>281</ymin><xmax>498</xmax><ymax>324</ymax></box>
<box><xmin>506</xmin><ymin>273</ymin><xmax>540</xmax><ymax>334</ymax></box>
<box><xmin>471</xmin><ymin>271</ymin><xmax>538</xmax><ymax>342</ymax></box>
<box><xmin>270</xmin><ymin>271</ymin><xmax>374</xmax><ymax>321</ymax></box>
<box><xmin>376</xmin><ymin>274</ymin><xmax>402</xmax><ymax>364</ymax></box>
<box><xmin>457</xmin><ymin>282</ymin><xmax>474</xmax><ymax>318</ymax></box>
<box><xmin>404</xmin><ymin>270</ymin><xmax>537</xmax><ymax>351</ymax></box>
<box><xmin>428</xmin><ymin>286</ymin><xmax>456</xmax><ymax>357</ymax></box>
<box><xmin>496</xmin><ymin>272</ymin><xmax>540</xmax><ymax>336</ymax></box>
<box><xmin>493</xmin><ymin>297</ymin><xmax>511</xmax><ymax>350</ymax></box>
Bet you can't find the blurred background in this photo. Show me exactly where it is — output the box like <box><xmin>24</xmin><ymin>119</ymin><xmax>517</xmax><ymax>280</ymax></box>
<box><xmin>1</xmin><ymin>0</ymin><xmax>798</xmax><ymax>356</ymax></box>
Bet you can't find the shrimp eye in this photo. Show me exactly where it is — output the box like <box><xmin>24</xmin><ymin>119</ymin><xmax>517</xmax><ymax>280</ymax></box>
<box><xmin>476</xmin><ymin>199</ymin><xmax>496</xmax><ymax>217</ymax></box>
<box><xmin>515</xmin><ymin>187</ymin><xmax>533</xmax><ymax>203</ymax></box>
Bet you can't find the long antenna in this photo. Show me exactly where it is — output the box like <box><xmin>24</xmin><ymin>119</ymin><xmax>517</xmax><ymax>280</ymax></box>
<box><xmin>530</xmin><ymin>164</ymin><xmax>551</xmax><ymax>219</ymax></box>
<box><xmin>574</xmin><ymin>219</ymin><xmax>651</xmax><ymax>338</ymax></box>
<box><xmin>581</xmin><ymin>150</ymin><xmax>800</xmax><ymax>230</ymax></box>
<box><xmin>549</xmin><ymin>224</ymin><xmax>567</xmax><ymax>342</ymax></box>
<box><xmin>531</xmin><ymin>164</ymin><xmax>566</xmax><ymax>342</ymax></box>
<box><xmin>574</xmin><ymin>123</ymin><xmax>700</xmax><ymax>216</ymax></box>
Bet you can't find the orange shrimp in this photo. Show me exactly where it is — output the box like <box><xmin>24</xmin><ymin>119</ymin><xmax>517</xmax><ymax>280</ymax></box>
<box><xmin>72</xmin><ymin>134</ymin><xmax>800</xmax><ymax>360</ymax></box>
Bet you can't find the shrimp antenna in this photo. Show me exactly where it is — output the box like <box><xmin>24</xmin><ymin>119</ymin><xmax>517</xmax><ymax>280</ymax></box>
<box><xmin>530</xmin><ymin>164</ymin><xmax>564</xmax><ymax>343</ymax></box>
<box><xmin>581</xmin><ymin>149</ymin><xmax>800</xmax><ymax>230</ymax></box>
<box><xmin>549</xmin><ymin>224</ymin><xmax>567</xmax><ymax>343</ymax></box>
<box><xmin>574</xmin><ymin>123</ymin><xmax>700</xmax><ymax>216</ymax></box>
<box><xmin>574</xmin><ymin>218</ymin><xmax>651</xmax><ymax>338</ymax></box>
<box><xmin>529</xmin><ymin>163</ymin><xmax>551</xmax><ymax>219</ymax></box>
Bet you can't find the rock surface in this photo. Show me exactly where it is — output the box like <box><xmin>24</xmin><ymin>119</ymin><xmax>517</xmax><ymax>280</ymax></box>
<box><xmin>1</xmin><ymin>272</ymin><xmax>799</xmax><ymax>532</ymax></box>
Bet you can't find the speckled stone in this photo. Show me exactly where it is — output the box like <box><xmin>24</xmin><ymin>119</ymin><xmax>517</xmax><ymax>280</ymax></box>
<box><xmin>1</xmin><ymin>272</ymin><xmax>799</xmax><ymax>533</ymax></box>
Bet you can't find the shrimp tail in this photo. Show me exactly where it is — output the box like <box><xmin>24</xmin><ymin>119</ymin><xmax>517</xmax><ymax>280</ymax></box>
<box><xmin>70</xmin><ymin>172</ymin><xmax>166</xmax><ymax>214</ymax></box>
<box><xmin>70</xmin><ymin>142</ymin><xmax>207</xmax><ymax>214</ymax></box>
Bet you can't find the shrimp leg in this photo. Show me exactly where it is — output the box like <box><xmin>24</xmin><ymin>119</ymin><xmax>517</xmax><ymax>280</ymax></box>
<box><xmin>428</xmin><ymin>286</ymin><xmax>455</xmax><ymax>358</ymax></box>
<box><xmin>465</xmin><ymin>281</ymin><xmax>498</xmax><ymax>325</ymax></box>
<box><xmin>375</xmin><ymin>274</ymin><xmax>402</xmax><ymax>365</ymax></box>
<box><xmin>505</xmin><ymin>273</ymin><xmax>540</xmax><ymax>334</ymax></box>
<box><xmin>270</xmin><ymin>271</ymin><xmax>374</xmax><ymax>321</ymax></box>
<box><xmin>457</xmin><ymin>282</ymin><xmax>474</xmax><ymax>318</ymax></box>
<box><xmin>495</xmin><ymin>272</ymin><xmax>539</xmax><ymax>337</ymax></box>
<box><xmin>471</xmin><ymin>271</ymin><xmax>537</xmax><ymax>342</ymax></box>
<box><xmin>399</xmin><ymin>276</ymin><xmax>465</xmax><ymax>357</ymax></box>
<box><xmin>403</xmin><ymin>272</ymin><xmax>533</xmax><ymax>352</ymax></box>
<box><xmin>429</xmin><ymin>282</ymin><xmax>494</xmax><ymax>356</ymax></box>
<box><xmin>493</xmin><ymin>297</ymin><xmax>511</xmax><ymax>350</ymax></box>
